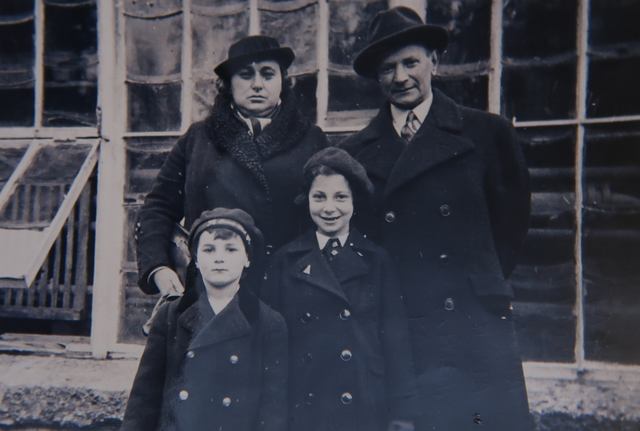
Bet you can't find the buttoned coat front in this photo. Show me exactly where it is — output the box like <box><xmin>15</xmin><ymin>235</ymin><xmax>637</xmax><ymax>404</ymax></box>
<box><xmin>121</xmin><ymin>280</ymin><xmax>288</xmax><ymax>431</ymax></box>
<box><xmin>260</xmin><ymin>229</ymin><xmax>419</xmax><ymax>431</ymax></box>
<box><xmin>339</xmin><ymin>90</ymin><xmax>533</xmax><ymax>431</ymax></box>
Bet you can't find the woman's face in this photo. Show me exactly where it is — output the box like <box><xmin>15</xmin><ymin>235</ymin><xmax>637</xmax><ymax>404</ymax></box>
<box><xmin>308</xmin><ymin>174</ymin><xmax>353</xmax><ymax>238</ymax></box>
<box><xmin>230</xmin><ymin>60</ymin><xmax>282</xmax><ymax>117</ymax></box>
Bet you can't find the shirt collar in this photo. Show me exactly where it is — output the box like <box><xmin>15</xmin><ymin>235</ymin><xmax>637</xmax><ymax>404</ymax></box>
<box><xmin>233</xmin><ymin>99</ymin><xmax>281</xmax><ymax>136</ymax></box>
<box><xmin>390</xmin><ymin>91</ymin><xmax>433</xmax><ymax>136</ymax></box>
<box><xmin>316</xmin><ymin>231</ymin><xmax>350</xmax><ymax>250</ymax></box>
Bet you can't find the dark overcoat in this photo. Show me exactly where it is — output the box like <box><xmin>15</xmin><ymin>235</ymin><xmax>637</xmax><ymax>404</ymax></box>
<box><xmin>261</xmin><ymin>229</ymin><xmax>420</xmax><ymax>431</ymax></box>
<box><xmin>135</xmin><ymin>93</ymin><xmax>327</xmax><ymax>293</ymax></box>
<box><xmin>339</xmin><ymin>89</ymin><xmax>534</xmax><ymax>431</ymax></box>
<box><xmin>121</xmin><ymin>278</ymin><xmax>288</xmax><ymax>431</ymax></box>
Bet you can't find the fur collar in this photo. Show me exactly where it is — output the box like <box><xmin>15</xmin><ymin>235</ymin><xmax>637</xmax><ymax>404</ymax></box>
<box><xmin>204</xmin><ymin>91</ymin><xmax>310</xmax><ymax>213</ymax></box>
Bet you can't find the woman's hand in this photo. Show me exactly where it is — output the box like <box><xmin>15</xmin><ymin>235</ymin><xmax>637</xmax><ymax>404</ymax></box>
<box><xmin>153</xmin><ymin>267</ymin><xmax>185</xmax><ymax>297</ymax></box>
<box><xmin>388</xmin><ymin>420</ymin><xmax>414</xmax><ymax>431</ymax></box>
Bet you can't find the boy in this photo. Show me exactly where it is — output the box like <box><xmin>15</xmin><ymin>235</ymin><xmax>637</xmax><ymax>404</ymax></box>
<box><xmin>122</xmin><ymin>208</ymin><xmax>288</xmax><ymax>431</ymax></box>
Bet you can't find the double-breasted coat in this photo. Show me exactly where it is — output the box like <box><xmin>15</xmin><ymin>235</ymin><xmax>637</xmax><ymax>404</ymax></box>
<box><xmin>135</xmin><ymin>92</ymin><xmax>327</xmax><ymax>293</ymax></box>
<box><xmin>260</xmin><ymin>229</ymin><xmax>420</xmax><ymax>431</ymax></box>
<box><xmin>339</xmin><ymin>89</ymin><xmax>534</xmax><ymax>431</ymax></box>
<box><xmin>121</xmin><ymin>278</ymin><xmax>288</xmax><ymax>431</ymax></box>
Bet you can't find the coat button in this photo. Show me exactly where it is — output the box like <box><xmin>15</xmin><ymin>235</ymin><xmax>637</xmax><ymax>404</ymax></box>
<box><xmin>341</xmin><ymin>350</ymin><xmax>352</xmax><ymax>361</ymax></box>
<box><xmin>341</xmin><ymin>392</ymin><xmax>353</xmax><ymax>404</ymax></box>
<box><xmin>303</xmin><ymin>353</ymin><xmax>313</xmax><ymax>363</ymax></box>
<box><xmin>186</xmin><ymin>350</ymin><xmax>195</xmax><ymax>359</ymax></box>
<box><xmin>440</xmin><ymin>205</ymin><xmax>451</xmax><ymax>217</ymax></box>
<box><xmin>339</xmin><ymin>309</ymin><xmax>351</xmax><ymax>320</ymax></box>
<box><xmin>301</xmin><ymin>312</ymin><xmax>312</xmax><ymax>323</ymax></box>
<box><xmin>444</xmin><ymin>298</ymin><xmax>454</xmax><ymax>311</ymax></box>
<box><xmin>384</xmin><ymin>211</ymin><xmax>396</xmax><ymax>223</ymax></box>
<box><xmin>222</xmin><ymin>397</ymin><xmax>232</xmax><ymax>407</ymax></box>
<box><xmin>230</xmin><ymin>355</ymin><xmax>239</xmax><ymax>364</ymax></box>
<box><xmin>439</xmin><ymin>254</ymin><xmax>450</xmax><ymax>265</ymax></box>
<box><xmin>179</xmin><ymin>390</ymin><xmax>189</xmax><ymax>401</ymax></box>
<box><xmin>306</xmin><ymin>393</ymin><xmax>314</xmax><ymax>405</ymax></box>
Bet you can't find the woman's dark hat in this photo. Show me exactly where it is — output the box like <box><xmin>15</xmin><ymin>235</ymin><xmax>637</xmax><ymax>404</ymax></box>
<box><xmin>214</xmin><ymin>36</ymin><xmax>295</xmax><ymax>80</ymax></box>
<box><xmin>188</xmin><ymin>208</ymin><xmax>264</xmax><ymax>263</ymax></box>
<box><xmin>353</xmin><ymin>6</ymin><xmax>448</xmax><ymax>78</ymax></box>
<box><xmin>299</xmin><ymin>147</ymin><xmax>374</xmax><ymax>201</ymax></box>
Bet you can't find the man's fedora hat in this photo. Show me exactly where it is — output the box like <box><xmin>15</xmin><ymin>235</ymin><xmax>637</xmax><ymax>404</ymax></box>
<box><xmin>353</xmin><ymin>6</ymin><xmax>448</xmax><ymax>78</ymax></box>
<box><xmin>214</xmin><ymin>35</ymin><xmax>295</xmax><ymax>80</ymax></box>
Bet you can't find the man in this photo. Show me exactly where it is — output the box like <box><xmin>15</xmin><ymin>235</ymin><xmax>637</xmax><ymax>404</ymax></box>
<box><xmin>340</xmin><ymin>7</ymin><xmax>534</xmax><ymax>431</ymax></box>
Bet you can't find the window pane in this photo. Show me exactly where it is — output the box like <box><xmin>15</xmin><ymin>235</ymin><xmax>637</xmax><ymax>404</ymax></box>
<box><xmin>292</xmin><ymin>73</ymin><xmax>318</xmax><ymax>124</ymax></box>
<box><xmin>587</xmin><ymin>57</ymin><xmax>640</xmax><ymax>118</ymax></box>
<box><xmin>125</xmin><ymin>13</ymin><xmax>182</xmax><ymax>78</ymax></box>
<box><xmin>260</xmin><ymin>2</ymin><xmax>319</xmax><ymax>75</ymax></box>
<box><xmin>0</xmin><ymin>1</ymin><xmax>35</xmax><ymax>127</ymax></box>
<box><xmin>328</xmin><ymin>73</ymin><xmax>384</xmax><ymax>112</ymax></box>
<box><xmin>0</xmin><ymin>142</ymin><xmax>30</xmax><ymax>190</ymax></box>
<box><xmin>583</xmin><ymin>122</ymin><xmax>640</xmax><ymax>365</ymax></box>
<box><xmin>503</xmin><ymin>0</ymin><xmax>577</xmax><ymax>59</ymax></box>
<box><xmin>502</xmin><ymin>61</ymin><xmax>577</xmax><ymax>121</ymax></box>
<box><xmin>43</xmin><ymin>1</ymin><xmax>97</xmax><ymax>127</ymax></box>
<box><xmin>589</xmin><ymin>0</ymin><xmax>640</xmax><ymax>47</ymax></box>
<box><xmin>328</xmin><ymin>0</ymin><xmax>387</xmax><ymax>67</ymax></box>
<box><xmin>510</xmin><ymin>126</ymin><xmax>577</xmax><ymax>363</ymax></box>
<box><xmin>432</xmin><ymin>74</ymin><xmax>488</xmax><ymax>111</ymax></box>
<box><xmin>428</xmin><ymin>0</ymin><xmax>491</xmax><ymax>64</ymax></box>
<box><xmin>128</xmin><ymin>82</ymin><xmax>182</xmax><ymax>132</ymax></box>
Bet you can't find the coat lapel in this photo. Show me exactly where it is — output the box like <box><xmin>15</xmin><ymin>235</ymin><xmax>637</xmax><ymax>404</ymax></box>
<box><xmin>328</xmin><ymin>232</ymin><xmax>371</xmax><ymax>285</ymax></box>
<box><xmin>353</xmin><ymin>107</ymin><xmax>407</xmax><ymax>182</ymax></box>
<box><xmin>286</xmin><ymin>231</ymin><xmax>350</xmax><ymax>305</ymax></box>
<box><xmin>373</xmin><ymin>90</ymin><xmax>476</xmax><ymax>198</ymax></box>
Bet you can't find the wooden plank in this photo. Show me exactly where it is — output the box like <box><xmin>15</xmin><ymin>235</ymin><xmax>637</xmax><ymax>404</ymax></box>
<box><xmin>34</xmin><ymin>0</ymin><xmax>44</xmax><ymax>128</ymax></box>
<box><xmin>0</xmin><ymin>305</ymin><xmax>82</xmax><ymax>321</ymax></box>
<box><xmin>20</xmin><ymin>141</ymin><xmax>99</xmax><ymax>288</ymax></box>
<box><xmin>74</xmin><ymin>181</ymin><xmax>91</xmax><ymax>310</ymax></box>
<box><xmin>489</xmin><ymin>0</ymin><xmax>503</xmax><ymax>115</ymax></box>
<box><xmin>51</xmin><ymin>233</ymin><xmax>63</xmax><ymax>307</ymax></box>
<box><xmin>62</xmin><ymin>207</ymin><xmax>75</xmax><ymax>309</ymax></box>
<box><xmin>0</xmin><ymin>140</ymin><xmax>40</xmax><ymax>214</ymax></box>
<box><xmin>315</xmin><ymin>0</ymin><xmax>328</xmax><ymax>129</ymax></box>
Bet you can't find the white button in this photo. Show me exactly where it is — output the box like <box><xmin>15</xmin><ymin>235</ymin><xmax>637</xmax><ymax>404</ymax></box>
<box><xmin>222</xmin><ymin>397</ymin><xmax>232</xmax><ymax>407</ymax></box>
<box><xmin>186</xmin><ymin>351</ymin><xmax>195</xmax><ymax>359</ymax></box>
<box><xmin>179</xmin><ymin>390</ymin><xmax>189</xmax><ymax>401</ymax></box>
<box><xmin>230</xmin><ymin>355</ymin><xmax>239</xmax><ymax>364</ymax></box>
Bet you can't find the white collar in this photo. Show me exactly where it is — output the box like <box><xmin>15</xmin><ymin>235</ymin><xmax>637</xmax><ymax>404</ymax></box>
<box><xmin>233</xmin><ymin>99</ymin><xmax>281</xmax><ymax>136</ymax></box>
<box><xmin>390</xmin><ymin>91</ymin><xmax>433</xmax><ymax>137</ymax></box>
<box><xmin>316</xmin><ymin>231</ymin><xmax>350</xmax><ymax>250</ymax></box>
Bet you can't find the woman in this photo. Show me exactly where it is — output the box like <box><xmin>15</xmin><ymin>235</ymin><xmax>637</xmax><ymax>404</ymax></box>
<box><xmin>261</xmin><ymin>148</ymin><xmax>419</xmax><ymax>431</ymax></box>
<box><xmin>135</xmin><ymin>35</ymin><xmax>327</xmax><ymax>296</ymax></box>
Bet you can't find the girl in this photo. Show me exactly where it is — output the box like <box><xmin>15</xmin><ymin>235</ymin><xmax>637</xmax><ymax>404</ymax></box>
<box><xmin>261</xmin><ymin>148</ymin><xmax>419</xmax><ymax>431</ymax></box>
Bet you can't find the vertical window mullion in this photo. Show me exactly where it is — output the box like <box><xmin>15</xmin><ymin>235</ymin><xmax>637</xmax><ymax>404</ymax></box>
<box><xmin>181</xmin><ymin>0</ymin><xmax>193</xmax><ymax>132</ymax></box>
<box><xmin>489</xmin><ymin>0</ymin><xmax>503</xmax><ymax>115</ymax></box>
<box><xmin>34</xmin><ymin>0</ymin><xmax>45</xmax><ymax>129</ymax></box>
<box><xmin>316</xmin><ymin>0</ymin><xmax>329</xmax><ymax>129</ymax></box>
<box><xmin>250</xmin><ymin>0</ymin><xmax>260</xmax><ymax>35</ymax></box>
<box><xmin>573</xmin><ymin>0</ymin><xmax>590</xmax><ymax>370</ymax></box>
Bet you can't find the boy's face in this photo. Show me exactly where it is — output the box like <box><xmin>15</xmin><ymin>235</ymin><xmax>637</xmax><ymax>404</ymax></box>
<box><xmin>309</xmin><ymin>174</ymin><xmax>353</xmax><ymax>238</ymax></box>
<box><xmin>196</xmin><ymin>231</ymin><xmax>249</xmax><ymax>290</ymax></box>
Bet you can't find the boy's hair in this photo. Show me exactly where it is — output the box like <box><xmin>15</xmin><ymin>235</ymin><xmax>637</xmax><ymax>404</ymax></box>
<box><xmin>190</xmin><ymin>227</ymin><xmax>245</xmax><ymax>263</ymax></box>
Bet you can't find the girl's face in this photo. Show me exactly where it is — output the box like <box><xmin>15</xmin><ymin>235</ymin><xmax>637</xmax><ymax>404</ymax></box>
<box><xmin>196</xmin><ymin>231</ymin><xmax>249</xmax><ymax>291</ymax></box>
<box><xmin>230</xmin><ymin>60</ymin><xmax>282</xmax><ymax>117</ymax></box>
<box><xmin>308</xmin><ymin>174</ymin><xmax>353</xmax><ymax>238</ymax></box>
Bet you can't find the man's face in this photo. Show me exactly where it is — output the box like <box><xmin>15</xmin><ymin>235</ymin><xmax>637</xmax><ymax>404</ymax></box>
<box><xmin>377</xmin><ymin>44</ymin><xmax>437</xmax><ymax>110</ymax></box>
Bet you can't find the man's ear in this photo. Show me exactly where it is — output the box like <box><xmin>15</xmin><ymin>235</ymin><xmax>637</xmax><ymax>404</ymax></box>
<box><xmin>430</xmin><ymin>50</ymin><xmax>439</xmax><ymax>75</ymax></box>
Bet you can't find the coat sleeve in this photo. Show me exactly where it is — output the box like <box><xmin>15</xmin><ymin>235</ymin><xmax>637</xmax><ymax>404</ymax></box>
<box><xmin>121</xmin><ymin>301</ymin><xmax>170</xmax><ymax>431</ymax></box>
<box><xmin>378</xmin><ymin>250</ymin><xmax>421</xmax><ymax>421</ymax></box>
<box><xmin>135</xmin><ymin>131</ymin><xmax>191</xmax><ymax>294</ymax></box>
<box><xmin>256</xmin><ymin>309</ymin><xmax>289</xmax><ymax>431</ymax></box>
<box><xmin>484</xmin><ymin>116</ymin><xmax>531</xmax><ymax>280</ymax></box>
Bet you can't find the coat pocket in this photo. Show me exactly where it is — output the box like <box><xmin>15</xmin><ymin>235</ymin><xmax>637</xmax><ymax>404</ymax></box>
<box><xmin>468</xmin><ymin>274</ymin><xmax>514</xmax><ymax>298</ymax></box>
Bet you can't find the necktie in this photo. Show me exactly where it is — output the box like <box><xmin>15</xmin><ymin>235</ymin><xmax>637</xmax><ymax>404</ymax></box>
<box><xmin>322</xmin><ymin>238</ymin><xmax>341</xmax><ymax>262</ymax></box>
<box><xmin>400</xmin><ymin>111</ymin><xmax>421</xmax><ymax>142</ymax></box>
<box><xmin>249</xmin><ymin>117</ymin><xmax>262</xmax><ymax>136</ymax></box>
